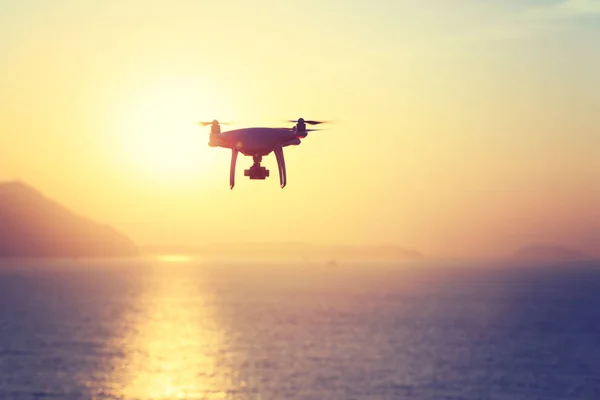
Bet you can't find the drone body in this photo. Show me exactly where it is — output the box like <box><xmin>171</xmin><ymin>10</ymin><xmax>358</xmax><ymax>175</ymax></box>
<box><xmin>199</xmin><ymin>118</ymin><xmax>327</xmax><ymax>189</ymax></box>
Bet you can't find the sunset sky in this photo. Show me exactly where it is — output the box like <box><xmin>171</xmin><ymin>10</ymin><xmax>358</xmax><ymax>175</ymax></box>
<box><xmin>1</xmin><ymin>0</ymin><xmax>599</xmax><ymax>257</ymax></box>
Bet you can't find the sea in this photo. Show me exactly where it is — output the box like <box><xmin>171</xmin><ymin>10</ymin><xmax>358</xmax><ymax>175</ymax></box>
<box><xmin>0</xmin><ymin>257</ymin><xmax>599</xmax><ymax>400</ymax></box>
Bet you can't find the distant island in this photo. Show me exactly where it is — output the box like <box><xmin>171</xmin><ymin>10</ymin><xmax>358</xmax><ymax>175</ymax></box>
<box><xmin>513</xmin><ymin>244</ymin><xmax>589</xmax><ymax>261</ymax></box>
<box><xmin>0</xmin><ymin>181</ymin><xmax>138</xmax><ymax>258</ymax></box>
<box><xmin>141</xmin><ymin>242</ymin><xmax>423</xmax><ymax>261</ymax></box>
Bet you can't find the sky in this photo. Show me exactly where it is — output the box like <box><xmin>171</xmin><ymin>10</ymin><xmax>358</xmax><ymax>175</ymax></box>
<box><xmin>1</xmin><ymin>0</ymin><xmax>599</xmax><ymax>258</ymax></box>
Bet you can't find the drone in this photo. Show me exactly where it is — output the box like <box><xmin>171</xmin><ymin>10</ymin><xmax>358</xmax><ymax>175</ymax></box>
<box><xmin>197</xmin><ymin>118</ymin><xmax>330</xmax><ymax>189</ymax></box>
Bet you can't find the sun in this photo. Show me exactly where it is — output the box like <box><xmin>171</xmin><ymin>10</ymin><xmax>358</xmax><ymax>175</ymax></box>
<box><xmin>117</xmin><ymin>77</ymin><xmax>232</xmax><ymax>183</ymax></box>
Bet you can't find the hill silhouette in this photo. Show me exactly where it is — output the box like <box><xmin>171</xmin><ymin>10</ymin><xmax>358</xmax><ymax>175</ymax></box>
<box><xmin>513</xmin><ymin>243</ymin><xmax>588</xmax><ymax>262</ymax></box>
<box><xmin>0</xmin><ymin>181</ymin><xmax>138</xmax><ymax>258</ymax></box>
<box><xmin>142</xmin><ymin>242</ymin><xmax>423</xmax><ymax>261</ymax></box>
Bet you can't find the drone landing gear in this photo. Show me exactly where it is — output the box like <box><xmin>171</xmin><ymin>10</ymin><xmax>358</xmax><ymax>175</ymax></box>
<box><xmin>230</xmin><ymin>151</ymin><xmax>286</xmax><ymax>189</ymax></box>
<box><xmin>244</xmin><ymin>156</ymin><xmax>270</xmax><ymax>180</ymax></box>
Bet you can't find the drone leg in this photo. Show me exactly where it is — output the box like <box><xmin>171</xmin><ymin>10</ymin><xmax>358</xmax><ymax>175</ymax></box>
<box><xmin>274</xmin><ymin>147</ymin><xmax>287</xmax><ymax>188</ymax></box>
<box><xmin>230</xmin><ymin>149</ymin><xmax>238</xmax><ymax>189</ymax></box>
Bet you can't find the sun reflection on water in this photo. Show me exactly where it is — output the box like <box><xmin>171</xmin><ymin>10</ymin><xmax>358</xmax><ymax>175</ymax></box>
<box><xmin>156</xmin><ymin>254</ymin><xmax>194</xmax><ymax>263</ymax></box>
<box><xmin>116</xmin><ymin>265</ymin><xmax>229</xmax><ymax>399</ymax></box>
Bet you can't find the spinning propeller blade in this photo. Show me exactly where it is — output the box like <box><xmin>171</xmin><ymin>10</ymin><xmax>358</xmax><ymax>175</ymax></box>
<box><xmin>197</xmin><ymin>120</ymin><xmax>234</xmax><ymax>126</ymax></box>
<box><xmin>275</xmin><ymin>127</ymin><xmax>326</xmax><ymax>132</ymax></box>
<box><xmin>286</xmin><ymin>119</ymin><xmax>333</xmax><ymax>125</ymax></box>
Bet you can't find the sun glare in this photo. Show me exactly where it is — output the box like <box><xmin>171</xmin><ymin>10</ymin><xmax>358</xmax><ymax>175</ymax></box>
<box><xmin>158</xmin><ymin>254</ymin><xmax>193</xmax><ymax>263</ymax></box>
<box><xmin>117</xmin><ymin>77</ymin><xmax>232</xmax><ymax>183</ymax></box>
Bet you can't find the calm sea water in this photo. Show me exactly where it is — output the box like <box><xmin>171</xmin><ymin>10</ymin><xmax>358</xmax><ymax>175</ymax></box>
<box><xmin>0</xmin><ymin>258</ymin><xmax>599</xmax><ymax>400</ymax></box>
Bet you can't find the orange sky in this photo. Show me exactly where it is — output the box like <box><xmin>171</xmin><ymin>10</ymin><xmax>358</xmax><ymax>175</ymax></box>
<box><xmin>1</xmin><ymin>0</ymin><xmax>599</xmax><ymax>257</ymax></box>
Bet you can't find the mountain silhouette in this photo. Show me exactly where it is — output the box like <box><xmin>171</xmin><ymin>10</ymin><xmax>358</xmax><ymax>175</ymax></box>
<box><xmin>142</xmin><ymin>242</ymin><xmax>423</xmax><ymax>261</ymax></box>
<box><xmin>513</xmin><ymin>243</ymin><xmax>588</xmax><ymax>261</ymax></box>
<box><xmin>0</xmin><ymin>181</ymin><xmax>138</xmax><ymax>257</ymax></box>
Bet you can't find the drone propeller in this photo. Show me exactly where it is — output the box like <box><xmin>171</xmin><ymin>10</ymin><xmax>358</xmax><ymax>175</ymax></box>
<box><xmin>287</xmin><ymin>119</ymin><xmax>331</xmax><ymax>125</ymax></box>
<box><xmin>197</xmin><ymin>120</ymin><xmax>234</xmax><ymax>126</ymax></box>
<box><xmin>274</xmin><ymin>127</ymin><xmax>326</xmax><ymax>132</ymax></box>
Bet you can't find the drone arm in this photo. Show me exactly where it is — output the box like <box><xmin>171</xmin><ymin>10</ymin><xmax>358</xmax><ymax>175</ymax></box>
<box><xmin>274</xmin><ymin>147</ymin><xmax>287</xmax><ymax>188</ymax></box>
<box><xmin>230</xmin><ymin>149</ymin><xmax>238</xmax><ymax>189</ymax></box>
